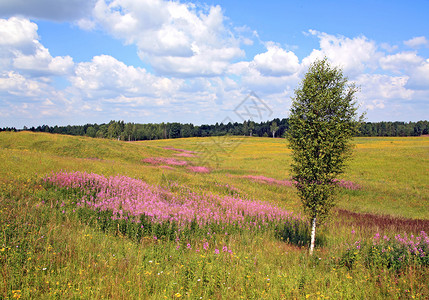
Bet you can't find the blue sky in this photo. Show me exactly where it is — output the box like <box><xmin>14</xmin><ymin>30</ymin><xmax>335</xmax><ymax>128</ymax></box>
<box><xmin>1</xmin><ymin>0</ymin><xmax>428</xmax><ymax>128</ymax></box>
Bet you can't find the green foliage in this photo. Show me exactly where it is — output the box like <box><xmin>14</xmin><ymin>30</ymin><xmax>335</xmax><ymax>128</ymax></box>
<box><xmin>288</xmin><ymin>58</ymin><xmax>363</xmax><ymax>223</ymax></box>
<box><xmin>169</xmin><ymin>122</ymin><xmax>182</xmax><ymax>139</ymax></box>
<box><xmin>275</xmin><ymin>219</ymin><xmax>326</xmax><ymax>247</ymax></box>
<box><xmin>6</xmin><ymin>118</ymin><xmax>428</xmax><ymax>140</ymax></box>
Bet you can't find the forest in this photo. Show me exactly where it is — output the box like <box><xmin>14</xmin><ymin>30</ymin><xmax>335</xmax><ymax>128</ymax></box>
<box><xmin>1</xmin><ymin>119</ymin><xmax>428</xmax><ymax>141</ymax></box>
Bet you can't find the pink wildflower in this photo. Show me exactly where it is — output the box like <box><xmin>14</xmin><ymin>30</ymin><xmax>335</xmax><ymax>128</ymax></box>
<box><xmin>187</xmin><ymin>166</ymin><xmax>210</xmax><ymax>173</ymax></box>
<box><xmin>203</xmin><ymin>242</ymin><xmax>209</xmax><ymax>250</ymax></box>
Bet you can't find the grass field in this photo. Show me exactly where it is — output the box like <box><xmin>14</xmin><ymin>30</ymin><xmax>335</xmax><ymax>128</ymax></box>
<box><xmin>1</xmin><ymin>131</ymin><xmax>428</xmax><ymax>299</ymax></box>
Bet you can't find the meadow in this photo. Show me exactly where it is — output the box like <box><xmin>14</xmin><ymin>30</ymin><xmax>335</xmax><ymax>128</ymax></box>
<box><xmin>0</xmin><ymin>131</ymin><xmax>428</xmax><ymax>299</ymax></box>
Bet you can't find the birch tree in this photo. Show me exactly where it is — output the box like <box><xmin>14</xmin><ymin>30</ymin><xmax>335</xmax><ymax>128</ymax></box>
<box><xmin>287</xmin><ymin>58</ymin><xmax>363</xmax><ymax>255</ymax></box>
<box><xmin>270</xmin><ymin>121</ymin><xmax>279</xmax><ymax>138</ymax></box>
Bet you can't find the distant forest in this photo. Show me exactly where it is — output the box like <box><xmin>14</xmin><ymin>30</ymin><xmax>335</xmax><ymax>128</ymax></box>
<box><xmin>1</xmin><ymin>119</ymin><xmax>428</xmax><ymax>140</ymax></box>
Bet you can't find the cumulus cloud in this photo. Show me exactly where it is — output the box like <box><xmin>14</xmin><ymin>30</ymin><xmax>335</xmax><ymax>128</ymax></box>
<box><xmin>0</xmin><ymin>71</ymin><xmax>45</xmax><ymax>97</ymax></box>
<box><xmin>406</xmin><ymin>59</ymin><xmax>429</xmax><ymax>90</ymax></box>
<box><xmin>227</xmin><ymin>59</ymin><xmax>299</xmax><ymax>96</ymax></box>
<box><xmin>404</xmin><ymin>36</ymin><xmax>429</xmax><ymax>48</ymax></box>
<box><xmin>251</xmin><ymin>42</ymin><xmax>300</xmax><ymax>76</ymax></box>
<box><xmin>0</xmin><ymin>17</ymin><xmax>74</xmax><ymax>77</ymax></box>
<box><xmin>356</xmin><ymin>74</ymin><xmax>414</xmax><ymax>105</ymax></box>
<box><xmin>0</xmin><ymin>17</ymin><xmax>77</xmax><ymax>127</ymax></box>
<box><xmin>13</xmin><ymin>45</ymin><xmax>74</xmax><ymax>76</ymax></box>
<box><xmin>224</xmin><ymin>41</ymin><xmax>302</xmax><ymax>96</ymax></box>
<box><xmin>379</xmin><ymin>52</ymin><xmax>429</xmax><ymax>90</ymax></box>
<box><xmin>0</xmin><ymin>0</ymin><xmax>97</xmax><ymax>21</ymax></box>
<box><xmin>70</xmin><ymin>54</ymin><xmax>181</xmax><ymax>100</ymax></box>
<box><xmin>92</xmin><ymin>0</ymin><xmax>244</xmax><ymax>77</ymax></box>
<box><xmin>380</xmin><ymin>52</ymin><xmax>423</xmax><ymax>73</ymax></box>
<box><xmin>0</xmin><ymin>17</ymin><xmax>38</xmax><ymax>49</ymax></box>
<box><xmin>304</xmin><ymin>30</ymin><xmax>380</xmax><ymax>77</ymax></box>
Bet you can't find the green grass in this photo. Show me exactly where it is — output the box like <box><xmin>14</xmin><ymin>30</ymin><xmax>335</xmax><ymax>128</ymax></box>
<box><xmin>1</xmin><ymin>132</ymin><xmax>428</xmax><ymax>299</ymax></box>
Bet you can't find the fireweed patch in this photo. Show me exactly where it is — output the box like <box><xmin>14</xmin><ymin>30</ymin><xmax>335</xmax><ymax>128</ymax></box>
<box><xmin>241</xmin><ymin>175</ymin><xmax>294</xmax><ymax>187</ymax></box>
<box><xmin>43</xmin><ymin>171</ymin><xmax>305</xmax><ymax>243</ymax></box>
<box><xmin>340</xmin><ymin>231</ymin><xmax>429</xmax><ymax>270</ymax></box>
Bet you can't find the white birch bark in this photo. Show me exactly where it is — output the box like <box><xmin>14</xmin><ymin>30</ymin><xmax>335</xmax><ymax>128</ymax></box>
<box><xmin>309</xmin><ymin>217</ymin><xmax>317</xmax><ymax>255</ymax></box>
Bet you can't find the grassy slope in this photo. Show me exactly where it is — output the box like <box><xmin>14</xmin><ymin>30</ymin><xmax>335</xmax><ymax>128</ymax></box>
<box><xmin>1</xmin><ymin>132</ymin><xmax>428</xmax><ymax>299</ymax></box>
<box><xmin>3</xmin><ymin>132</ymin><xmax>428</xmax><ymax>218</ymax></box>
<box><xmin>139</xmin><ymin>135</ymin><xmax>429</xmax><ymax>219</ymax></box>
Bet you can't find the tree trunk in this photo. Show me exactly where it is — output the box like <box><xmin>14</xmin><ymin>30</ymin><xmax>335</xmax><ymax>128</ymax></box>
<box><xmin>272</xmin><ymin>131</ymin><xmax>275</xmax><ymax>138</ymax></box>
<box><xmin>309</xmin><ymin>217</ymin><xmax>317</xmax><ymax>255</ymax></box>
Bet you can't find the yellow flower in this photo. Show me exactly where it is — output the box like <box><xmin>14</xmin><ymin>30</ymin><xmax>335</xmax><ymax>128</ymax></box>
<box><xmin>12</xmin><ymin>290</ymin><xmax>22</xmax><ymax>299</ymax></box>
<box><xmin>175</xmin><ymin>293</ymin><xmax>182</xmax><ymax>298</ymax></box>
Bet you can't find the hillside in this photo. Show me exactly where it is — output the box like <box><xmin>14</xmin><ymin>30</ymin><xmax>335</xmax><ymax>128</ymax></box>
<box><xmin>1</xmin><ymin>132</ymin><xmax>428</xmax><ymax>299</ymax></box>
<box><xmin>1</xmin><ymin>131</ymin><xmax>428</xmax><ymax>218</ymax></box>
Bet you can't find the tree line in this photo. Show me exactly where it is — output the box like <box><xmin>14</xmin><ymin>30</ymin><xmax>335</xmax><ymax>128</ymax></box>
<box><xmin>1</xmin><ymin>119</ymin><xmax>428</xmax><ymax>140</ymax></box>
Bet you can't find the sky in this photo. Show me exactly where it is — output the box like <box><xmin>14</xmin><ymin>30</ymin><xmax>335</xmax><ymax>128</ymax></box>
<box><xmin>0</xmin><ymin>0</ymin><xmax>428</xmax><ymax>128</ymax></box>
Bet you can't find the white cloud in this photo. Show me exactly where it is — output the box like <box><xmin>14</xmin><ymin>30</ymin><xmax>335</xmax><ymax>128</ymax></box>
<box><xmin>304</xmin><ymin>30</ymin><xmax>380</xmax><ymax>77</ymax></box>
<box><xmin>0</xmin><ymin>17</ymin><xmax>79</xmax><ymax>126</ymax></box>
<box><xmin>406</xmin><ymin>59</ymin><xmax>429</xmax><ymax>90</ymax></box>
<box><xmin>92</xmin><ymin>0</ymin><xmax>244</xmax><ymax>77</ymax></box>
<box><xmin>365</xmin><ymin>99</ymin><xmax>385</xmax><ymax>111</ymax></box>
<box><xmin>378</xmin><ymin>52</ymin><xmax>429</xmax><ymax>90</ymax></box>
<box><xmin>225</xmin><ymin>42</ymin><xmax>301</xmax><ymax>95</ymax></box>
<box><xmin>0</xmin><ymin>17</ymin><xmax>38</xmax><ymax>49</ymax></box>
<box><xmin>149</xmin><ymin>46</ymin><xmax>243</xmax><ymax>77</ymax></box>
<box><xmin>355</xmin><ymin>73</ymin><xmax>417</xmax><ymax>114</ymax></box>
<box><xmin>70</xmin><ymin>55</ymin><xmax>182</xmax><ymax>101</ymax></box>
<box><xmin>251</xmin><ymin>42</ymin><xmax>300</xmax><ymax>76</ymax></box>
<box><xmin>380</xmin><ymin>52</ymin><xmax>423</xmax><ymax>73</ymax></box>
<box><xmin>0</xmin><ymin>17</ymin><xmax>74</xmax><ymax>77</ymax></box>
<box><xmin>0</xmin><ymin>71</ymin><xmax>45</xmax><ymax>97</ymax></box>
<box><xmin>356</xmin><ymin>74</ymin><xmax>414</xmax><ymax>103</ymax></box>
<box><xmin>13</xmin><ymin>44</ymin><xmax>74</xmax><ymax>76</ymax></box>
<box><xmin>404</xmin><ymin>36</ymin><xmax>429</xmax><ymax>48</ymax></box>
